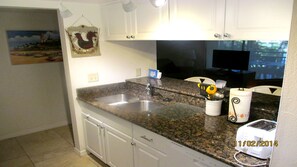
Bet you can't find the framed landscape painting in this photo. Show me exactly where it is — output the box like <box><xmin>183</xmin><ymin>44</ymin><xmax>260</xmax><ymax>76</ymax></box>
<box><xmin>6</xmin><ymin>30</ymin><xmax>63</xmax><ymax>65</ymax></box>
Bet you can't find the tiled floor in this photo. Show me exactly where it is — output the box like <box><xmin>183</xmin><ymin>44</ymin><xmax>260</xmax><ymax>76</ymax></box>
<box><xmin>0</xmin><ymin>125</ymin><xmax>105</xmax><ymax>167</ymax></box>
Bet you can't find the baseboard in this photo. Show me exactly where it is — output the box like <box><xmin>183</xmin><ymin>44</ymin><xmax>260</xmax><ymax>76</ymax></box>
<box><xmin>0</xmin><ymin>120</ymin><xmax>69</xmax><ymax>140</ymax></box>
<box><xmin>74</xmin><ymin>147</ymin><xmax>87</xmax><ymax>156</ymax></box>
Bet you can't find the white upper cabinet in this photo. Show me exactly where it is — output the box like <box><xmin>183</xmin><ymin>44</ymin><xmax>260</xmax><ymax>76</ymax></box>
<box><xmin>170</xmin><ymin>0</ymin><xmax>293</xmax><ymax>40</ymax></box>
<box><xmin>225</xmin><ymin>0</ymin><xmax>293</xmax><ymax>40</ymax></box>
<box><xmin>168</xmin><ymin>0</ymin><xmax>225</xmax><ymax>40</ymax></box>
<box><xmin>101</xmin><ymin>2</ymin><xmax>131</xmax><ymax>40</ymax></box>
<box><xmin>101</xmin><ymin>0</ymin><xmax>293</xmax><ymax>40</ymax></box>
<box><xmin>102</xmin><ymin>0</ymin><xmax>169</xmax><ymax>40</ymax></box>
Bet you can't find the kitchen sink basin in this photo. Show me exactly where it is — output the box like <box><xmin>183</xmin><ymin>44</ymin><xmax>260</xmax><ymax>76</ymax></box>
<box><xmin>95</xmin><ymin>94</ymin><xmax>164</xmax><ymax>112</ymax></box>
<box><xmin>95</xmin><ymin>94</ymin><xmax>139</xmax><ymax>106</ymax></box>
<box><xmin>118</xmin><ymin>100</ymin><xmax>164</xmax><ymax>112</ymax></box>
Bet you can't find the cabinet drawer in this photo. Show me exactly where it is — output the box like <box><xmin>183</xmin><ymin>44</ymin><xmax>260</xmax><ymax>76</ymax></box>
<box><xmin>133</xmin><ymin>125</ymin><xmax>170</xmax><ymax>153</ymax></box>
<box><xmin>82</xmin><ymin>112</ymin><xmax>102</xmax><ymax>126</ymax></box>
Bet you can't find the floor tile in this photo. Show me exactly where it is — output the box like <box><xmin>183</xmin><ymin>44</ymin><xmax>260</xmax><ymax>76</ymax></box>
<box><xmin>0</xmin><ymin>156</ymin><xmax>34</xmax><ymax>167</ymax></box>
<box><xmin>88</xmin><ymin>154</ymin><xmax>108</xmax><ymax>167</ymax></box>
<box><xmin>0</xmin><ymin>138</ymin><xmax>27</xmax><ymax>162</ymax></box>
<box><xmin>1</xmin><ymin>125</ymin><xmax>103</xmax><ymax>167</ymax></box>
<box><xmin>16</xmin><ymin>130</ymin><xmax>72</xmax><ymax>163</ymax></box>
<box><xmin>34</xmin><ymin>150</ymin><xmax>99</xmax><ymax>167</ymax></box>
<box><xmin>65</xmin><ymin>155</ymin><xmax>101</xmax><ymax>167</ymax></box>
<box><xmin>51</xmin><ymin>125</ymin><xmax>74</xmax><ymax>146</ymax></box>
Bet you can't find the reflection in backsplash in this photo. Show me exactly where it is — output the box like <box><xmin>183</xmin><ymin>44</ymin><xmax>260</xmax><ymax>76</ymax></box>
<box><xmin>157</xmin><ymin>40</ymin><xmax>287</xmax><ymax>88</ymax></box>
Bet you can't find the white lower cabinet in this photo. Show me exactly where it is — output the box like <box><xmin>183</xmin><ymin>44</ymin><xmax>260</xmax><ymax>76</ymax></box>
<box><xmin>82</xmin><ymin>112</ymin><xmax>133</xmax><ymax>167</ymax></box>
<box><xmin>104</xmin><ymin>124</ymin><xmax>133</xmax><ymax>167</ymax></box>
<box><xmin>168</xmin><ymin>141</ymin><xmax>230</xmax><ymax>167</ymax></box>
<box><xmin>80</xmin><ymin>101</ymin><xmax>230</xmax><ymax>167</ymax></box>
<box><xmin>83</xmin><ymin>115</ymin><xmax>106</xmax><ymax>162</ymax></box>
<box><xmin>133</xmin><ymin>139</ymin><xmax>168</xmax><ymax>167</ymax></box>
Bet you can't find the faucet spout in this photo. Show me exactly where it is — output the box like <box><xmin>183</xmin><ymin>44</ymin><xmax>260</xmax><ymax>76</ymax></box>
<box><xmin>146</xmin><ymin>83</ymin><xmax>152</xmax><ymax>96</ymax></box>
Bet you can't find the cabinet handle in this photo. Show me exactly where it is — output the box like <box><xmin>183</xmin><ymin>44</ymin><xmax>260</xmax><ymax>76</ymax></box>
<box><xmin>140</xmin><ymin>135</ymin><xmax>153</xmax><ymax>142</ymax></box>
<box><xmin>126</xmin><ymin>35</ymin><xmax>131</xmax><ymax>39</ymax></box>
<box><xmin>223</xmin><ymin>33</ymin><xmax>231</xmax><ymax>38</ymax></box>
<box><xmin>96</xmin><ymin>124</ymin><xmax>104</xmax><ymax>129</ymax></box>
<box><xmin>131</xmin><ymin>142</ymin><xmax>136</xmax><ymax>146</ymax></box>
<box><xmin>130</xmin><ymin>35</ymin><xmax>135</xmax><ymax>39</ymax></box>
<box><xmin>214</xmin><ymin>33</ymin><xmax>221</xmax><ymax>38</ymax></box>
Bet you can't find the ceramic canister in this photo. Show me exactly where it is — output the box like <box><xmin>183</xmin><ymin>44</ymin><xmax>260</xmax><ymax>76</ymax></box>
<box><xmin>205</xmin><ymin>99</ymin><xmax>223</xmax><ymax>116</ymax></box>
<box><xmin>228</xmin><ymin>88</ymin><xmax>253</xmax><ymax>123</ymax></box>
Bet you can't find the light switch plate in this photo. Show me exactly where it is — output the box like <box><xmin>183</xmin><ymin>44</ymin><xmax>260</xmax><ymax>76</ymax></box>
<box><xmin>136</xmin><ymin>68</ymin><xmax>141</xmax><ymax>77</ymax></box>
<box><xmin>88</xmin><ymin>73</ymin><xmax>99</xmax><ymax>82</ymax></box>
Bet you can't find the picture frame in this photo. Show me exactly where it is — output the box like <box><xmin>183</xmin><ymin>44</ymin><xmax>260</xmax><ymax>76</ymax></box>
<box><xmin>6</xmin><ymin>30</ymin><xmax>63</xmax><ymax>65</ymax></box>
<box><xmin>66</xmin><ymin>25</ymin><xmax>100</xmax><ymax>57</ymax></box>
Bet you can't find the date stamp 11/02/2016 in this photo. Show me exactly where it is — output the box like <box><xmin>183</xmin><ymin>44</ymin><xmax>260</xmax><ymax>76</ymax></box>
<box><xmin>235</xmin><ymin>140</ymin><xmax>279</xmax><ymax>147</ymax></box>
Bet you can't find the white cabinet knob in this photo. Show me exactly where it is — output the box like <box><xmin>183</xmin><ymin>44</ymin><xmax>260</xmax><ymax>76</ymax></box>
<box><xmin>214</xmin><ymin>33</ymin><xmax>221</xmax><ymax>38</ymax></box>
<box><xmin>223</xmin><ymin>33</ymin><xmax>231</xmax><ymax>38</ymax></box>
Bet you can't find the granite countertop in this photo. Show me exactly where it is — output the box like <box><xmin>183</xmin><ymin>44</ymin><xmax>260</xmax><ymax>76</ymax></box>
<box><xmin>126</xmin><ymin>77</ymin><xmax>202</xmax><ymax>97</ymax></box>
<box><xmin>77</xmin><ymin>77</ymin><xmax>273</xmax><ymax>167</ymax></box>
<box><xmin>127</xmin><ymin>77</ymin><xmax>280</xmax><ymax>121</ymax></box>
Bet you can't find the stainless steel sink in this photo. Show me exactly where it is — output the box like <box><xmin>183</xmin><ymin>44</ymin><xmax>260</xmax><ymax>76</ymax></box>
<box><xmin>95</xmin><ymin>94</ymin><xmax>164</xmax><ymax>112</ymax></box>
<box><xmin>118</xmin><ymin>100</ymin><xmax>164</xmax><ymax>112</ymax></box>
<box><xmin>95</xmin><ymin>94</ymin><xmax>139</xmax><ymax>106</ymax></box>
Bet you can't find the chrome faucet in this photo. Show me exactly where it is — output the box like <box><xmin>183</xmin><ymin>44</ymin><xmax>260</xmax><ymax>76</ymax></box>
<box><xmin>145</xmin><ymin>82</ymin><xmax>169</xmax><ymax>101</ymax></box>
<box><xmin>146</xmin><ymin>83</ymin><xmax>153</xmax><ymax>96</ymax></box>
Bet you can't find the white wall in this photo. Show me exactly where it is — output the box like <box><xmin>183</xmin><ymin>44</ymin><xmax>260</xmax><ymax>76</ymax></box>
<box><xmin>0</xmin><ymin>8</ymin><xmax>70</xmax><ymax>140</ymax></box>
<box><xmin>271</xmin><ymin>0</ymin><xmax>297</xmax><ymax>166</ymax></box>
<box><xmin>59</xmin><ymin>3</ymin><xmax>156</xmax><ymax>153</ymax></box>
<box><xmin>0</xmin><ymin>0</ymin><xmax>157</xmax><ymax>153</ymax></box>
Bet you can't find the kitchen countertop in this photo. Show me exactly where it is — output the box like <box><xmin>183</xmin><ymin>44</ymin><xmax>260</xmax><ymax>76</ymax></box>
<box><xmin>126</xmin><ymin>77</ymin><xmax>280</xmax><ymax>121</ymax></box>
<box><xmin>77</xmin><ymin>77</ymin><xmax>273</xmax><ymax>166</ymax></box>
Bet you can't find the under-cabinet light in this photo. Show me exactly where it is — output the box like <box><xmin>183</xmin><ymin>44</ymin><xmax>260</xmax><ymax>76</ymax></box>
<box><xmin>150</xmin><ymin>0</ymin><xmax>167</xmax><ymax>8</ymax></box>
<box><xmin>122</xmin><ymin>0</ymin><xmax>137</xmax><ymax>12</ymax></box>
<box><xmin>59</xmin><ymin>3</ymin><xmax>72</xmax><ymax>18</ymax></box>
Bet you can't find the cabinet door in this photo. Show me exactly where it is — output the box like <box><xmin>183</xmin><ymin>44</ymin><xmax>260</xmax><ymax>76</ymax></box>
<box><xmin>104</xmin><ymin>124</ymin><xmax>133</xmax><ymax>167</ymax></box>
<box><xmin>168</xmin><ymin>141</ymin><xmax>230</xmax><ymax>167</ymax></box>
<box><xmin>131</xmin><ymin>0</ymin><xmax>169</xmax><ymax>39</ymax></box>
<box><xmin>133</xmin><ymin>139</ymin><xmax>168</xmax><ymax>167</ymax></box>
<box><xmin>83</xmin><ymin>117</ymin><xmax>106</xmax><ymax>162</ymax></box>
<box><xmin>225</xmin><ymin>0</ymin><xmax>293</xmax><ymax>40</ymax></box>
<box><xmin>102</xmin><ymin>2</ymin><xmax>131</xmax><ymax>40</ymax></box>
<box><xmin>169</xmin><ymin>0</ymin><xmax>225</xmax><ymax>40</ymax></box>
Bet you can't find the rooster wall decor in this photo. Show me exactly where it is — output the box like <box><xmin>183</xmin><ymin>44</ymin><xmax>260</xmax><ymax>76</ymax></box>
<box><xmin>66</xmin><ymin>25</ymin><xmax>100</xmax><ymax>57</ymax></box>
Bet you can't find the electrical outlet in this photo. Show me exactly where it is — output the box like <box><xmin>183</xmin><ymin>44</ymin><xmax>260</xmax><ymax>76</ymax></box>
<box><xmin>88</xmin><ymin>73</ymin><xmax>99</xmax><ymax>82</ymax></box>
<box><xmin>136</xmin><ymin>68</ymin><xmax>141</xmax><ymax>77</ymax></box>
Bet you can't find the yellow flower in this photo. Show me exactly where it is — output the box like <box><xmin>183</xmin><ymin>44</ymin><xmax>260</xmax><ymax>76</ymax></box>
<box><xmin>206</xmin><ymin>84</ymin><xmax>217</xmax><ymax>95</ymax></box>
<box><xmin>197</xmin><ymin>83</ymin><xmax>217</xmax><ymax>95</ymax></box>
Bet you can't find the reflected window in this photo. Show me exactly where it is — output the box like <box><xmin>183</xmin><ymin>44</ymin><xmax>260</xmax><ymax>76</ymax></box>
<box><xmin>217</xmin><ymin>41</ymin><xmax>288</xmax><ymax>79</ymax></box>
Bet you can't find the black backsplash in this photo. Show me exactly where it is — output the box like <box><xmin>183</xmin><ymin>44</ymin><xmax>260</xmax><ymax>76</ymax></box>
<box><xmin>157</xmin><ymin>41</ymin><xmax>283</xmax><ymax>88</ymax></box>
